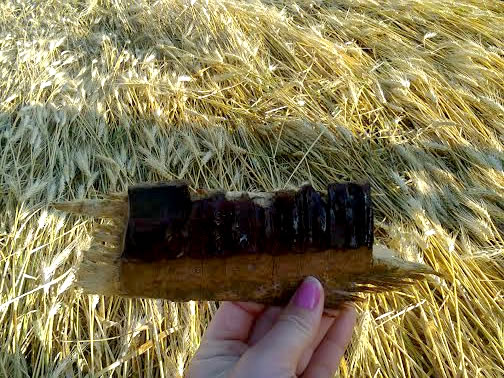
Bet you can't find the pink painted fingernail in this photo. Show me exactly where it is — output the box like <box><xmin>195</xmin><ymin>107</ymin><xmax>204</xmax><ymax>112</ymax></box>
<box><xmin>293</xmin><ymin>277</ymin><xmax>321</xmax><ymax>310</ymax></box>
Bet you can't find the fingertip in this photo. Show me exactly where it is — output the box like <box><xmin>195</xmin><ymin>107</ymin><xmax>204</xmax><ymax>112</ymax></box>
<box><xmin>292</xmin><ymin>276</ymin><xmax>324</xmax><ymax>311</ymax></box>
<box><xmin>301</xmin><ymin>302</ymin><xmax>357</xmax><ymax>377</ymax></box>
<box><xmin>233</xmin><ymin>301</ymin><xmax>266</xmax><ymax>316</ymax></box>
<box><xmin>339</xmin><ymin>303</ymin><xmax>357</xmax><ymax>330</ymax></box>
<box><xmin>205</xmin><ymin>302</ymin><xmax>264</xmax><ymax>342</ymax></box>
<box><xmin>329</xmin><ymin>302</ymin><xmax>356</xmax><ymax>349</ymax></box>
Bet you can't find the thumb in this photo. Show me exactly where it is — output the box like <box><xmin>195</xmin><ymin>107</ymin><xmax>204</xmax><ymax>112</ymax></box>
<box><xmin>246</xmin><ymin>277</ymin><xmax>324</xmax><ymax>371</ymax></box>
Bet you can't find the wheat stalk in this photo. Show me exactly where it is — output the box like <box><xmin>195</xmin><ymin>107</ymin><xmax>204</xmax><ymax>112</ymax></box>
<box><xmin>0</xmin><ymin>0</ymin><xmax>503</xmax><ymax>376</ymax></box>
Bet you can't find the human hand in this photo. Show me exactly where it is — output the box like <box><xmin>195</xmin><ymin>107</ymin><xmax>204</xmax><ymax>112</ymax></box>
<box><xmin>186</xmin><ymin>276</ymin><xmax>356</xmax><ymax>378</ymax></box>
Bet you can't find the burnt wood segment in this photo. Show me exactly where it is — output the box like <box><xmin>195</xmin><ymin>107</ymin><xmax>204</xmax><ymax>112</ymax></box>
<box><xmin>122</xmin><ymin>182</ymin><xmax>373</xmax><ymax>262</ymax></box>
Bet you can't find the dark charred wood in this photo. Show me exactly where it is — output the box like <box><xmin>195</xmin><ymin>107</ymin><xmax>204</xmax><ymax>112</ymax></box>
<box><xmin>122</xmin><ymin>181</ymin><xmax>373</xmax><ymax>262</ymax></box>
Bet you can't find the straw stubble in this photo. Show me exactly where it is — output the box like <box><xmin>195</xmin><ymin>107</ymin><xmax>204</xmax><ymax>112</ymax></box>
<box><xmin>0</xmin><ymin>0</ymin><xmax>503</xmax><ymax>377</ymax></box>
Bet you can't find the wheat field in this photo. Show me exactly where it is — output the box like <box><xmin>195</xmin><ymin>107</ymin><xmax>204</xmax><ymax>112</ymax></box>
<box><xmin>0</xmin><ymin>0</ymin><xmax>503</xmax><ymax>376</ymax></box>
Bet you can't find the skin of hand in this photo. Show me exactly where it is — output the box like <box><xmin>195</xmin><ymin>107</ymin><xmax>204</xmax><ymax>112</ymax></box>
<box><xmin>186</xmin><ymin>276</ymin><xmax>356</xmax><ymax>378</ymax></box>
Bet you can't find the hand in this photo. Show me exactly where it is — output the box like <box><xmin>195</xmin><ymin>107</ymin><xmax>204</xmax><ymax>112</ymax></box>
<box><xmin>187</xmin><ymin>276</ymin><xmax>356</xmax><ymax>378</ymax></box>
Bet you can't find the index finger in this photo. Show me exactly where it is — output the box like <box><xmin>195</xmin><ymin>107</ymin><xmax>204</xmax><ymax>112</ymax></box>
<box><xmin>301</xmin><ymin>304</ymin><xmax>356</xmax><ymax>377</ymax></box>
<box><xmin>204</xmin><ymin>302</ymin><xmax>266</xmax><ymax>342</ymax></box>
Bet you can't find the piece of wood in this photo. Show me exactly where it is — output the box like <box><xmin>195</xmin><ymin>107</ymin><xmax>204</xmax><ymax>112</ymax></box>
<box><xmin>52</xmin><ymin>181</ymin><xmax>437</xmax><ymax>307</ymax></box>
<box><xmin>119</xmin><ymin>181</ymin><xmax>374</xmax><ymax>306</ymax></box>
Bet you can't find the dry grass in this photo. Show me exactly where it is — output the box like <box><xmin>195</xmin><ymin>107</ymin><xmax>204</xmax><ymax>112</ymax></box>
<box><xmin>0</xmin><ymin>0</ymin><xmax>503</xmax><ymax>376</ymax></box>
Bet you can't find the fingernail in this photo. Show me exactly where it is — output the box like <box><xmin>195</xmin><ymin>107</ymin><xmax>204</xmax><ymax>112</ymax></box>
<box><xmin>293</xmin><ymin>277</ymin><xmax>321</xmax><ymax>310</ymax></box>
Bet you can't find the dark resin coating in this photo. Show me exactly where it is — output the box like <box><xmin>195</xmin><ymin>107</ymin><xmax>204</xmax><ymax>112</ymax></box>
<box><xmin>122</xmin><ymin>182</ymin><xmax>373</xmax><ymax>262</ymax></box>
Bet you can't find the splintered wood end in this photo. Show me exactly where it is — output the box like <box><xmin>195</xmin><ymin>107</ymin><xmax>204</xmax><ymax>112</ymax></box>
<box><xmin>76</xmin><ymin>219</ymin><xmax>126</xmax><ymax>296</ymax></box>
<box><xmin>51</xmin><ymin>197</ymin><xmax>127</xmax><ymax>219</ymax></box>
<box><xmin>371</xmin><ymin>245</ymin><xmax>438</xmax><ymax>276</ymax></box>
